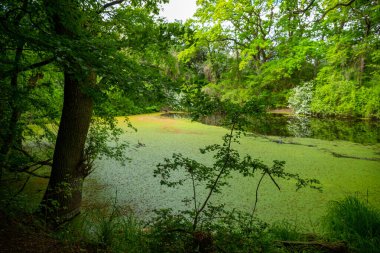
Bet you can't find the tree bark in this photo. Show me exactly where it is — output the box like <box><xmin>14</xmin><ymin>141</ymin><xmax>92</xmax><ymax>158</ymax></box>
<box><xmin>40</xmin><ymin>71</ymin><xmax>95</xmax><ymax>222</ymax></box>
<box><xmin>39</xmin><ymin>0</ymin><xmax>96</xmax><ymax>223</ymax></box>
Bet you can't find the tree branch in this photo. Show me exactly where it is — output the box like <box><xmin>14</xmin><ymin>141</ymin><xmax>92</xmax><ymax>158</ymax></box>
<box><xmin>5</xmin><ymin>161</ymin><xmax>49</xmax><ymax>207</ymax></box>
<box><xmin>250</xmin><ymin>171</ymin><xmax>266</xmax><ymax>220</ymax></box>
<box><xmin>0</xmin><ymin>17</ymin><xmax>54</xmax><ymax>51</ymax></box>
<box><xmin>23</xmin><ymin>169</ymin><xmax>50</xmax><ymax>178</ymax></box>
<box><xmin>292</xmin><ymin>0</ymin><xmax>316</xmax><ymax>15</ymax></box>
<box><xmin>16</xmin><ymin>159</ymin><xmax>53</xmax><ymax>173</ymax></box>
<box><xmin>206</xmin><ymin>37</ymin><xmax>245</xmax><ymax>47</ymax></box>
<box><xmin>13</xmin><ymin>147</ymin><xmax>34</xmax><ymax>160</ymax></box>
<box><xmin>17</xmin><ymin>57</ymin><xmax>55</xmax><ymax>72</ymax></box>
<box><xmin>1</xmin><ymin>57</ymin><xmax>55</xmax><ymax>78</ymax></box>
<box><xmin>98</xmin><ymin>0</ymin><xmax>125</xmax><ymax>13</ymax></box>
<box><xmin>318</xmin><ymin>0</ymin><xmax>357</xmax><ymax>21</ymax></box>
<box><xmin>267</xmin><ymin>172</ymin><xmax>281</xmax><ymax>191</ymax></box>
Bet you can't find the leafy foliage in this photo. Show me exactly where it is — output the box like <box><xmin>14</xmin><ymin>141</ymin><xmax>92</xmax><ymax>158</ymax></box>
<box><xmin>176</xmin><ymin>0</ymin><xmax>380</xmax><ymax>117</ymax></box>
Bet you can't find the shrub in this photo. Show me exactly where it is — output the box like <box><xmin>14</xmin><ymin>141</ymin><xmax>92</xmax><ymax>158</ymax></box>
<box><xmin>288</xmin><ymin>82</ymin><xmax>314</xmax><ymax>115</ymax></box>
<box><xmin>310</xmin><ymin>77</ymin><xmax>380</xmax><ymax>118</ymax></box>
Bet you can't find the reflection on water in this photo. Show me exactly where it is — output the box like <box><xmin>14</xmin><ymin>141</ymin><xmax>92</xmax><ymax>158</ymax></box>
<box><xmin>248</xmin><ymin>114</ymin><xmax>380</xmax><ymax>144</ymax></box>
<box><xmin>161</xmin><ymin>113</ymin><xmax>380</xmax><ymax>144</ymax></box>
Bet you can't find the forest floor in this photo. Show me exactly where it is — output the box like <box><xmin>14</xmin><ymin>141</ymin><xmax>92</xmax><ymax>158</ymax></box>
<box><xmin>0</xmin><ymin>210</ymin><xmax>96</xmax><ymax>253</ymax></box>
<box><xmin>0</xmin><ymin>210</ymin><xmax>62</xmax><ymax>253</ymax></box>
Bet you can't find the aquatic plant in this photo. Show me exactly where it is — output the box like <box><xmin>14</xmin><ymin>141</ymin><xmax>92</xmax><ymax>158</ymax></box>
<box><xmin>153</xmin><ymin>98</ymin><xmax>321</xmax><ymax>252</ymax></box>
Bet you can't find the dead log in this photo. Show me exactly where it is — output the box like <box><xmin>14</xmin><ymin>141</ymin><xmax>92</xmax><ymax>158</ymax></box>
<box><xmin>276</xmin><ymin>240</ymin><xmax>348</xmax><ymax>253</ymax></box>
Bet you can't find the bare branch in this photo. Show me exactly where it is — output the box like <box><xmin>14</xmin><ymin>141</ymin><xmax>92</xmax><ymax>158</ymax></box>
<box><xmin>267</xmin><ymin>172</ymin><xmax>281</xmax><ymax>191</ymax></box>
<box><xmin>23</xmin><ymin>169</ymin><xmax>50</xmax><ymax>178</ymax></box>
<box><xmin>250</xmin><ymin>171</ymin><xmax>266</xmax><ymax>220</ymax></box>
<box><xmin>24</xmin><ymin>163</ymin><xmax>51</xmax><ymax>178</ymax></box>
<box><xmin>13</xmin><ymin>147</ymin><xmax>34</xmax><ymax>160</ymax></box>
<box><xmin>5</xmin><ymin>160</ymin><xmax>49</xmax><ymax>207</ymax></box>
<box><xmin>16</xmin><ymin>159</ymin><xmax>53</xmax><ymax>173</ymax></box>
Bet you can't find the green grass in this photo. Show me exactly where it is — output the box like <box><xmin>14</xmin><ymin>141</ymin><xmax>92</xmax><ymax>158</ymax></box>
<box><xmin>84</xmin><ymin>113</ymin><xmax>380</xmax><ymax>231</ymax></box>
<box><xmin>269</xmin><ymin>221</ymin><xmax>302</xmax><ymax>241</ymax></box>
<box><xmin>56</xmin><ymin>202</ymin><xmax>150</xmax><ymax>253</ymax></box>
<box><xmin>323</xmin><ymin>196</ymin><xmax>380</xmax><ymax>252</ymax></box>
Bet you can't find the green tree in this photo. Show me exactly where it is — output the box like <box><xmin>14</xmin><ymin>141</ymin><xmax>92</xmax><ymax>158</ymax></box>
<box><xmin>311</xmin><ymin>0</ymin><xmax>380</xmax><ymax>117</ymax></box>
<box><xmin>40</xmin><ymin>0</ymin><xmax>176</xmax><ymax>222</ymax></box>
<box><xmin>1</xmin><ymin>0</ymin><xmax>182</xmax><ymax>222</ymax></box>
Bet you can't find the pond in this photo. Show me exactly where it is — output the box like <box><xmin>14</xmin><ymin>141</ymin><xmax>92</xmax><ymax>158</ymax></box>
<box><xmin>83</xmin><ymin>113</ymin><xmax>380</xmax><ymax>231</ymax></box>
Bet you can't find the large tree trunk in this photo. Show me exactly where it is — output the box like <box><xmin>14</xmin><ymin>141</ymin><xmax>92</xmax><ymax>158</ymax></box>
<box><xmin>40</xmin><ymin>71</ymin><xmax>95</xmax><ymax>222</ymax></box>
<box><xmin>39</xmin><ymin>0</ymin><xmax>96</xmax><ymax>223</ymax></box>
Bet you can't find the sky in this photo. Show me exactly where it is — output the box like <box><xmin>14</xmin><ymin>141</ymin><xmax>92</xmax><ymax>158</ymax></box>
<box><xmin>159</xmin><ymin>0</ymin><xmax>197</xmax><ymax>22</ymax></box>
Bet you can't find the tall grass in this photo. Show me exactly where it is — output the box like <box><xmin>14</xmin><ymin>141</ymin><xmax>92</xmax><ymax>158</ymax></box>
<box><xmin>269</xmin><ymin>221</ymin><xmax>302</xmax><ymax>241</ymax></box>
<box><xmin>56</xmin><ymin>203</ymin><xmax>149</xmax><ymax>253</ymax></box>
<box><xmin>324</xmin><ymin>196</ymin><xmax>380</xmax><ymax>252</ymax></box>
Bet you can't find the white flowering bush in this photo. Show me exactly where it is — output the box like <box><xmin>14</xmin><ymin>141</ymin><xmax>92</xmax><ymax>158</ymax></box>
<box><xmin>288</xmin><ymin>82</ymin><xmax>314</xmax><ymax>115</ymax></box>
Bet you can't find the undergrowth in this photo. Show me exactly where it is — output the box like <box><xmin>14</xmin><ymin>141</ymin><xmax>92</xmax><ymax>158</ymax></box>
<box><xmin>56</xmin><ymin>203</ymin><xmax>292</xmax><ymax>253</ymax></box>
<box><xmin>3</xmin><ymin>183</ymin><xmax>380</xmax><ymax>253</ymax></box>
<box><xmin>324</xmin><ymin>196</ymin><xmax>380</xmax><ymax>253</ymax></box>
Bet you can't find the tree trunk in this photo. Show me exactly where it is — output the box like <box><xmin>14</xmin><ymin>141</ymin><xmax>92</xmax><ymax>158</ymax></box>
<box><xmin>38</xmin><ymin>0</ymin><xmax>96</xmax><ymax>223</ymax></box>
<box><xmin>40</xmin><ymin>71</ymin><xmax>95</xmax><ymax>222</ymax></box>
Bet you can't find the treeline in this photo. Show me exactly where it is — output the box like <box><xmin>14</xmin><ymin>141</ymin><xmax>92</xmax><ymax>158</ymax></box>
<box><xmin>176</xmin><ymin>0</ymin><xmax>380</xmax><ymax>118</ymax></box>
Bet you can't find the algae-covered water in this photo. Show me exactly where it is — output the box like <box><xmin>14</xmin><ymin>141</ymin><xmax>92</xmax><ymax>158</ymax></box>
<box><xmin>83</xmin><ymin>113</ymin><xmax>380</xmax><ymax>230</ymax></box>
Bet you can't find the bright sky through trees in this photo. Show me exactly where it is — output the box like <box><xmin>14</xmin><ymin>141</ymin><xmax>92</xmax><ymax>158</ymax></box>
<box><xmin>160</xmin><ymin>0</ymin><xmax>197</xmax><ymax>22</ymax></box>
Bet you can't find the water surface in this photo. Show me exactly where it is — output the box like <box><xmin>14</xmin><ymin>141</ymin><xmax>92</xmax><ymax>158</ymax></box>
<box><xmin>163</xmin><ymin>112</ymin><xmax>380</xmax><ymax>144</ymax></box>
<box><xmin>83</xmin><ymin>113</ymin><xmax>380</xmax><ymax>231</ymax></box>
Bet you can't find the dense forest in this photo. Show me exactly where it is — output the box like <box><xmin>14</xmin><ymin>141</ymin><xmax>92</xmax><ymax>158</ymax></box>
<box><xmin>1</xmin><ymin>0</ymin><xmax>379</xmax><ymax>252</ymax></box>
<box><xmin>182</xmin><ymin>0</ymin><xmax>380</xmax><ymax>118</ymax></box>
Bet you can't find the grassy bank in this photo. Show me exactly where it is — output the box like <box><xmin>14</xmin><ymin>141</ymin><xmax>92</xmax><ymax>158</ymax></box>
<box><xmin>51</xmin><ymin>196</ymin><xmax>380</xmax><ymax>252</ymax></box>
